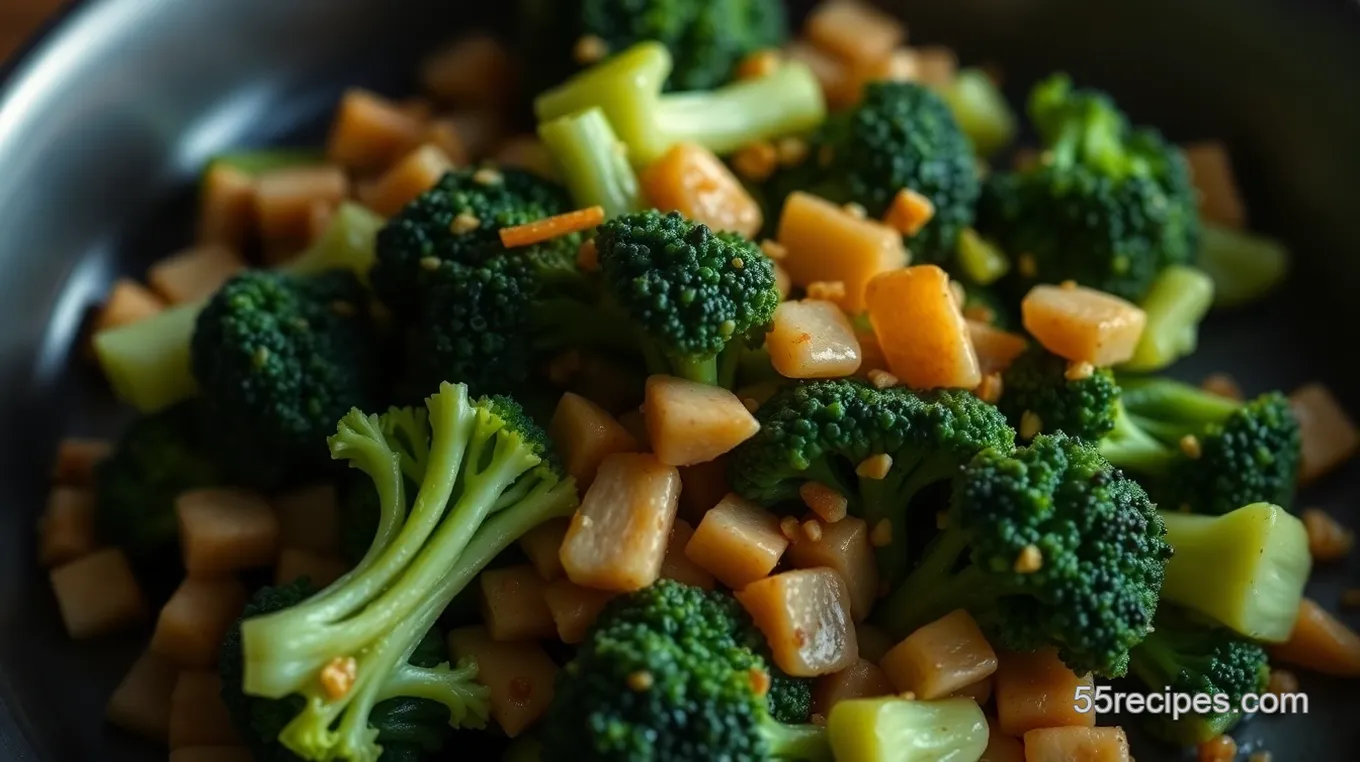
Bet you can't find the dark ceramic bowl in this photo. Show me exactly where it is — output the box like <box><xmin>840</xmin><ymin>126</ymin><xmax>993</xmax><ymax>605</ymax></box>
<box><xmin>0</xmin><ymin>0</ymin><xmax>1356</xmax><ymax>759</ymax></box>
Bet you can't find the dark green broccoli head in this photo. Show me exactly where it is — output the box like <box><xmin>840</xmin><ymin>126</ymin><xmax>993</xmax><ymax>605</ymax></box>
<box><xmin>597</xmin><ymin>210</ymin><xmax>779</xmax><ymax>386</ymax></box>
<box><xmin>998</xmin><ymin>346</ymin><xmax>1119</xmax><ymax>442</ymax></box>
<box><xmin>95</xmin><ymin>401</ymin><xmax>222</xmax><ymax>563</ymax></box>
<box><xmin>191</xmin><ymin>269</ymin><xmax>379</xmax><ymax>490</ymax></box>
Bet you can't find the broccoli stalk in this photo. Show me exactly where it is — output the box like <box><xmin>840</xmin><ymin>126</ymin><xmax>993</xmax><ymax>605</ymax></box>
<box><xmin>877</xmin><ymin>433</ymin><xmax>1171</xmax><ymax>678</ymax></box>
<box><xmin>538</xmin><ymin>107</ymin><xmax>643</xmax><ymax>219</ymax></box>
<box><xmin>1197</xmin><ymin>223</ymin><xmax>1291</xmax><ymax>308</ymax></box>
<box><xmin>1122</xmin><ymin>265</ymin><xmax>1215</xmax><ymax>372</ymax></box>
<box><xmin>825</xmin><ymin>696</ymin><xmax>990</xmax><ymax>762</ymax></box>
<box><xmin>933</xmin><ymin>68</ymin><xmax>1017</xmax><ymax>159</ymax></box>
<box><xmin>534</xmin><ymin>42</ymin><xmax>825</xmax><ymax>166</ymax></box>
<box><xmin>238</xmin><ymin>383</ymin><xmax>578</xmax><ymax>762</ymax></box>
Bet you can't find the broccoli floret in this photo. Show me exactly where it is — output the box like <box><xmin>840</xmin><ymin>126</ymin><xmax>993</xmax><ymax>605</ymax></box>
<box><xmin>763</xmin><ymin>81</ymin><xmax>980</xmax><ymax>266</ymax></box>
<box><xmin>878</xmin><ymin>433</ymin><xmax>1171</xmax><ymax>678</ymax></box>
<box><xmin>1100</xmin><ymin>376</ymin><xmax>1302</xmax><ymax>515</ymax></box>
<box><xmin>596</xmin><ymin>210</ymin><xmax>780</xmax><ymax>386</ymax></box>
<box><xmin>95</xmin><ymin>401</ymin><xmax>222</xmax><ymax>563</ymax></box>
<box><xmin>978</xmin><ymin>74</ymin><xmax>1199</xmax><ymax>302</ymax></box>
<box><xmin>538</xmin><ymin>107</ymin><xmax>643</xmax><ymax>219</ymax></box>
<box><xmin>520</xmin><ymin>0</ymin><xmax>788</xmax><ymax>94</ymax></box>
<box><xmin>1123</xmin><ymin>265</ymin><xmax>1216</xmax><ymax>372</ymax></box>
<box><xmin>540</xmin><ymin>580</ymin><xmax>829</xmax><ymax>762</ymax></box>
<box><xmin>1128</xmin><ymin>607</ymin><xmax>1270</xmax><ymax>746</ymax></box>
<box><xmin>220</xmin><ymin>579</ymin><xmax>460</xmax><ymax>762</ymax></box>
<box><xmin>729</xmin><ymin>380</ymin><xmax>1015</xmax><ymax>584</ymax></box>
<box><xmin>998</xmin><ymin>346</ymin><xmax>1120</xmax><ymax>442</ymax></box>
<box><xmin>535</xmin><ymin>42</ymin><xmax>825</xmax><ymax>167</ymax></box>
<box><xmin>235</xmin><ymin>383</ymin><xmax>577</xmax><ymax>762</ymax></box>
<box><xmin>192</xmin><ymin>269</ymin><xmax>380</xmax><ymax>490</ymax></box>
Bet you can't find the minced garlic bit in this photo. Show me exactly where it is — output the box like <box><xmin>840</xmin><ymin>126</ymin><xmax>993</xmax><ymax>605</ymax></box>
<box><xmin>1179</xmin><ymin>434</ymin><xmax>1203</xmax><ymax>459</ymax></box>
<box><xmin>807</xmin><ymin>280</ymin><xmax>847</xmax><ymax>302</ymax></box>
<box><xmin>780</xmin><ymin>515</ymin><xmax>802</xmax><ymax>542</ymax></box>
<box><xmin>731</xmin><ymin>257</ymin><xmax>745</xmax><ymax>270</ymax></box>
<box><xmin>573</xmin><ymin>34</ymin><xmax>609</xmax><ymax>65</ymax></box>
<box><xmin>1064</xmin><ymin>360</ymin><xmax>1095</xmax><ymax>381</ymax></box>
<box><xmin>867</xmin><ymin>369</ymin><xmax>899</xmax><ymax>390</ymax></box>
<box><xmin>975</xmin><ymin>373</ymin><xmax>1004</xmax><ymax>405</ymax></box>
<box><xmin>802</xmin><ymin>519</ymin><xmax>824</xmax><ymax>542</ymax></box>
<box><xmin>1302</xmin><ymin>507</ymin><xmax>1355</xmax><ymax>562</ymax></box>
<box><xmin>748</xmin><ymin>667</ymin><xmax>772</xmax><ymax>696</ymax></box>
<box><xmin>1059</xmin><ymin>279</ymin><xmax>1078</xmax><ymax>290</ymax></box>
<box><xmin>842</xmin><ymin>202</ymin><xmax>868</xmax><ymax>219</ymax></box>
<box><xmin>626</xmin><ymin>670</ymin><xmax>655</xmax><ymax>691</ymax></box>
<box><xmin>1266</xmin><ymin>668</ymin><xmax>1299</xmax><ymax>695</ymax></box>
<box><xmin>577</xmin><ymin>239</ymin><xmax>599</xmax><ymax>271</ymax></box>
<box><xmin>759</xmin><ymin>239</ymin><xmax>789</xmax><ymax>260</ymax></box>
<box><xmin>420</xmin><ymin>255</ymin><xmax>441</xmax><ymax>271</ymax></box>
<box><xmin>856</xmin><ymin>453</ymin><xmax>893</xmax><ymax>480</ymax></box>
<box><xmin>1343</xmin><ymin>588</ymin><xmax>1360</xmax><ymax>607</ymax></box>
<box><xmin>252</xmin><ymin>347</ymin><xmax>271</xmax><ymax>368</ymax></box>
<box><xmin>472</xmin><ymin>166</ymin><xmax>504</xmax><ymax>186</ymax></box>
<box><xmin>1198</xmin><ymin>734</ymin><xmax>1237</xmax><ymax>762</ymax></box>
<box><xmin>320</xmin><ymin>656</ymin><xmax>358</xmax><ymax>700</ymax></box>
<box><xmin>1201</xmin><ymin>373</ymin><xmax>1244</xmax><ymax>401</ymax></box>
<box><xmin>884</xmin><ymin>188</ymin><xmax>935</xmax><ymax>237</ymax></box>
<box><xmin>1013</xmin><ymin>544</ymin><xmax>1043</xmax><ymax>573</ymax></box>
<box><xmin>742</xmin><ymin>397</ymin><xmax>760</xmax><ymax>414</ymax></box>
<box><xmin>1019</xmin><ymin>410</ymin><xmax>1043</xmax><ymax>440</ymax></box>
<box><xmin>1248</xmin><ymin>752</ymin><xmax>1273</xmax><ymax>762</ymax></box>
<box><xmin>732</xmin><ymin>141</ymin><xmax>779</xmax><ymax>182</ymax></box>
<box><xmin>1017</xmin><ymin>252</ymin><xmax>1037</xmax><ymax>278</ymax></box>
<box><xmin>451</xmin><ymin>212</ymin><xmax>482</xmax><ymax>234</ymax></box>
<box><xmin>800</xmin><ymin>481</ymin><xmax>849</xmax><ymax>523</ymax></box>
<box><xmin>898</xmin><ymin>691</ymin><xmax>917</xmax><ymax>701</ymax></box>
<box><xmin>775</xmin><ymin>136</ymin><xmax>809</xmax><ymax>167</ymax></box>
<box><xmin>869</xmin><ymin>518</ymin><xmax>893</xmax><ymax>548</ymax></box>
<box><xmin>736</xmin><ymin>49</ymin><xmax>782</xmax><ymax>80</ymax></box>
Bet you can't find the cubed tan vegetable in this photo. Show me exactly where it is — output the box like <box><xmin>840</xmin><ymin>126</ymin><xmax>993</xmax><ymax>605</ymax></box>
<box><xmin>777</xmin><ymin>192</ymin><xmax>907</xmax><ymax>313</ymax></box>
<box><xmin>198</xmin><ymin>164</ymin><xmax>256</xmax><ymax>248</ymax></box>
<box><xmin>641</xmin><ymin>142</ymin><xmax>763</xmax><ymax>238</ymax></box>
<box><xmin>1302</xmin><ymin>507</ymin><xmax>1354</xmax><ymax>562</ymax></box>
<box><xmin>480</xmin><ymin>565</ymin><xmax>557</xmax><ymax>642</ymax></box>
<box><xmin>660</xmin><ymin>519</ymin><xmax>716</xmax><ymax>590</ymax></box>
<box><xmin>49</xmin><ymin>548</ymin><xmax>146</xmax><ymax>638</ymax></box>
<box><xmin>812</xmin><ymin>658</ymin><xmax>895</xmax><ymax>715</ymax></box>
<box><xmin>1291</xmin><ymin>383</ymin><xmax>1359</xmax><ymax>484</ymax></box>
<box><xmin>542</xmin><ymin>579</ymin><xmax>616</xmax><ymax>644</ymax></box>
<box><xmin>1269</xmin><ymin>597</ymin><xmax>1360</xmax><ymax>677</ymax></box>
<box><xmin>560</xmin><ymin>453</ymin><xmax>681</xmax><ymax>591</ymax></box>
<box><xmin>106</xmin><ymin>650</ymin><xmax>178</xmax><ymax>742</ymax></box>
<box><xmin>855</xmin><ymin>623</ymin><xmax>895</xmax><ymax>663</ymax></box>
<box><xmin>866</xmin><ymin>265</ymin><xmax>982</xmax><ymax>389</ymax></box>
<box><xmin>95</xmin><ymin>279</ymin><xmax>166</xmax><ymax>332</ymax></box>
<box><xmin>360</xmin><ymin>144</ymin><xmax>454</xmax><ymax>217</ymax></box>
<box><xmin>271</xmin><ymin>483</ymin><xmax>341</xmax><ymax>555</ymax></box>
<box><xmin>447</xmin><ymin>627</ymin><xmax>557</xmax><ymax>737</ymax></box>
<box><xmin>51</xmin><ymin>438</ymin><xmax>111</xmax><ymax>487</ymax></box>
<box><xmin>842</xmin><ymin>48</ymin><xmax>920</xmax><ymax>106</ymax></box>
<box><xmin>784</xmin><ymin>42</ymin><xmax>854</xmax><ymax>109</ymax></box>
<box><xmin>766</xmin><ymin>299</ymin><xmax>863</xmax><ymax>379</ymax></box>
<box><xmin>422</xmin><ymin>34</ymin><xmax>515</xmax><ymax>107</ymax></box>
<box><xmin>274</xmin><ymin>548</ymin><xmax>348</xmax><ymax>588</ymax></box>
<box><xmin>644</xmin><ymin>375</ymin><xmax>761</xmax><ymax>467</ymax></box>
<box><xmin>980</xmin><ymin>725</ymin><xmax>1026</xmax><ymax>762</ymax></box>
<box><xmin>879</xmin><ymin>609</ymin><xmax>998</xmax><ymax>699</ymax></box>
<box><xmin>38</xmin><ymin>486</ymin><xmax>98</xmax><ymax>567</ymax></box>
<box><xmin>1183</xmin><ymin>142</ymin><xmax>1246</xmax><ymax>229</ymax></box>
<box><xmin>805</xmin><ymin>0</ymin><xmax>905</xmax><ymax>68</ymax></box>
<box><xmin>883</xmin><ymin>188</ymin><xmax>936</xmax><ymax>237</ymax></box>
<box><xmin>169</xmin><ymin>672</ymin><xmax>241</xmax><ymax>749</ymax></box>
<box><xmin>520</xmin><ymin>518</ymin><xmax>570</xmax><ymax>581</ymax></box>
<box><xmin>969</xmin><ymin>320</ymin><xmax>1029</xmax><ymax>376</ymax></box>
<box><xmin>254</xmin><ymin>165</ymin><xmax>350</xmax><ymax>243</ymax></box>
<box><xmin>493</xmin><ymin>135</ymin><xmax>559</xmax><ymax>180</ymax></box>
<box><xmin>678</xmin><ymin>457</ymin><xmax>731</xmax><ymax>523</ymax></box>
<box><xmin>549</xmin><ymin>392</ymin><xmax>640</xmax><ymax>489</ymax></box>
<box><xmin>177</xmin><ymin>488</ymin><xmax>281</xmax><ymax>574</ymax></box>
<box><xmin>994</xmin><ymin>649</ymin><xmax>1094</xmax><ymax>736</ymax></box>
<box><xmin>421</xmin><ymin>119</ymin><xmax>469</xmax><ymax>166</ymax></box>
<box><xmin>736</xmin><ymin>568</ymin><xmax>859</xmax><ymax>677</ymax></box>
<box><xmin>147</xmin><ymin>245</ymin><xmax>246</xmax><ymax>305</ymax></box>
<box><xmin>326</xmin><ymin>89</ymin><xmax>427</xmax><ymax>173</ymax></box>
<box><xmin>685</xmin><ymin>494</ymin><xmax>789</xmax><ymax>589</ymax></box>
<box><xmin>785</xmin><ymin>516</ymin><xmax>877</xmax><ymax>621</ymax></box>
<box><xmin>1021</xmin><ymin>284</ymin><xmax>1147</xmax><ymax>367</ymax></box>
<box><xmin>152</xmin><ymin>576</ymin><xmax>248</xmax><ymax>668</ymax></box>
<box><xmin>169</xmin><ymin>749</ymin><xmax>254</xmax><ymax>762</ymax></box>
<box><xmin>1023</xmin><ymin>726</ymin><xmax>1130</xmax><ymax>762</ymax></box>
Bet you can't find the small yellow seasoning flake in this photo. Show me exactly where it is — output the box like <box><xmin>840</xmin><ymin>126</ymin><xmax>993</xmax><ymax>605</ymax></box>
<box><xmin>1019</xmin><ymin>410</ymin><xmax>1043</xmax><ymax>440</ymax></box>
<box><xmin>573</xmin><ymin>35</ymin><xmax>609</xmax><ymax>65</ymax></box>
<box><xmin>732</xmin><ymin>142</ymin><xmax>779</xmax><ymax>182</ymax></box>
<box><xmin>870</xmin><ymin>519</ymin><xmax>893</xmax><ymax>548</ymax></box>
<box><xmin>867</xmin><ymin>369</ymin><xmax>900</xmax><ymax>390</ymax></box>
<box><xmin>627</xmin><ymin>670</ymin><xmax>655</xmax><ymax>691</ymax></box>
<box><xmin>320</xmin><ymin>656</ymin><xmax>358</xmax><ymax>700</ymax></box>
<box><xmin>1179</xmin><ymin>434</ymin><xmax>1203</xmax><ymax>459</ymax></box>
<box><xmin>1013</xmin><ymin>544</ymin><xmax>1043</xmax><ymax>573</ymax></box>
<box><xmin>451</xmin><ymin>212</ymin><xmax>482</xmax><ymax>234</ymax></box>
<box><xmin>855</xmin><ymin>453</ymin><xmax>893</xmax><ymax>480</ymax></box>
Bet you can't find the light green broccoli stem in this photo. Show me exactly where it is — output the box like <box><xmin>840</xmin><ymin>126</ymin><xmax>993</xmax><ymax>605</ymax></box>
<box><xmin>1123</xmin><ymin>265</ymin><xmax>1215</xmax><ymax>372</ymax></box>
<box><xmin>203</xmin><ymin>147</ymin><xmax>325</xmax><ymax>180</ymax></box>
<box><xmin>876</xmin><ymin>526</ymin><xmax>990</xmax><ymax>638</ymax></box>
<box><xmin>1117</xmin><ymin>376</ymin><xmax>1240</xmax><ymax>431</ymax></box>
<box><xmin>1097</xmin><ymin>402</ymin><xmax>1179</xmax><ymax>472</ymax></box>
<box><xmin>762</xmin><ymin>722</ymin><xmax>832</xmax><ymax>762</ymax></box>
<box><xmin>858</xmin><ymin>454</ymin><xmax>961</xmax><ymax>585</ymax></box>
<box><xmin>956</xmin><ymin>228</ymin><xmax>1010</xmax><ymax>286</ymax></box>
<box><xmin>538</xmin><ymin>107</ymin><xmax>642</xmax><ymax>219</ymax></box>
<box><xmin>934</xmin><ymin>68</ymin><xmax>1017</xmax><ymax>158</ymax></box>
<box><xmin>1197</xmin><ymin>223</ymin><xmax>1290</xmax><ymax>309</ymax></box>
<box><xmin>826</xmin><ymin>696</ymin><xmax>989</xmax><ymax>762</ymax></box>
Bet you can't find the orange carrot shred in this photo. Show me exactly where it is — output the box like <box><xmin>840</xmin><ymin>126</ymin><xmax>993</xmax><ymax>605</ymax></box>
<box><xmin>499</xmin><ymin>206</ymin><xmax>605</xmax><ymax>248</ymax></box>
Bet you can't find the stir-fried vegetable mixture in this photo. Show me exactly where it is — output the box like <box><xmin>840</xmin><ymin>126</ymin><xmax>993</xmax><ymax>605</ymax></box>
<box><xmin>40</xmin><ymin>3</ymin><xmax>1360</xmax><ymax>762</ymax></box>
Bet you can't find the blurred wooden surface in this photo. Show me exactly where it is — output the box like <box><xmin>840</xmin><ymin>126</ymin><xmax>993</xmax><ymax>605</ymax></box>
<box><xmin>1</xmin><ymin>0</ymin><xmax>65</xmax><ymax>62</ymax></box>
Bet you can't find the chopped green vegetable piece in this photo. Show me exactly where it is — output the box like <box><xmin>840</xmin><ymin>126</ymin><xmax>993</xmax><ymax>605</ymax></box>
<box><xmin>1198</xmin><ymin>223</ymin><xmax>1290</xmax><ymax>308</ymax></box>
<box><xmin>538</xmin><ymin>107</ymin><xmax>642</xmax><ymax>219</ymax></box>
<box><xmin>1122</xmin><ymin>265</ymin><xmax>1215</xmax><ymax>372</ymax></box>
<box><xmin>956</xmin><ymin>227</ymin><xmax>1010</xmax><ymax>285</ymax></box>
<box><xmin>934</xmin><ymin>68</ymin><xmax>1017</xmax><ymax>158</ymax></box>
<box><xmin>826</xmin><ymin>696</ymin><xmax>988</xmax><ymax>762</ymax></box>
<box><xmin>204</xmin><ymin>148</ymin><xmax>326</xmax><ymax>178</ymax></box>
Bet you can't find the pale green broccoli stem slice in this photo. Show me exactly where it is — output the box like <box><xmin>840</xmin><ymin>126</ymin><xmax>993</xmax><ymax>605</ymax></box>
<box><xmin>825</xmin><ymin>696</ymin><xmax>989</xmax><ymax>762</ymax></box>
<box><xmin>934</xmin><ymin>68</ymin><xmax>1017</xmax><ymax>158</ymax></box>
<box><xmin>956</xmin><ymin>228</ymin><xmax>1010</xmax><ymax>286</ymax></box>
<box><xmin>1197</xmin><ymin>223</ymin><xmax>1290</xmax><ymax>308</ymax></box>
<box><xmin>539</xmin><ymin>107</ymin><xmax>642</xmax><ymax>219</ymax></box>
<box><xmin>1160</xmin><ymin>503</ymin><xmax>1311</xmax><ymax>642</ymax></box>
<box><xmin>1122</xmin><ymin>265</ymin><xmax>1215</xmax><ymax>372</ymax></box>
<box><xmin>203</xmin><ymin>147</ymin><xmax>325</xmax><ymax>179</ymax></box>
<box><xmin>92</xmin><ymin>203</ymin><xmax>383</xmax><ymax>412</ymax></box>
<box><xmin>535</xmin><ymin>42</ymin><xmax>826</xmax><ymax>166</ymax></box>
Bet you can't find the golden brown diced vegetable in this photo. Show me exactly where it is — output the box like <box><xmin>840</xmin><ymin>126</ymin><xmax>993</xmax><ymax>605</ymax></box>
<box><xmin>685</xmin><ymin>494</ymin><xmax>789</xmax><ymax>589</ymax></box>
<box><xmin>95</xmin><ymin>279</ymin><xmax>166</xmax><ymax>333</ymax></box>
<box><xmin>1183</xmin><ymin>142</ymin><xmax>1246</xmax><ymax>229</ymax></box>
<box><xmin>542</xmin><ymin>579</ymin><xmax>617</xmax><ymax>644</ymax></box>
<box><xmin>660</xmin><ymin>519</ymin><xmax>716</xmax><ymax>590</ymax></box>
<box><xmin>177</xmin><ymin>488</ymin><xmax>281</xmax><ymax>574</ymax></box>
<box><xmin>879</xmin><ymin>609</ymin><xmax>998</xmax><ymax>699</ymax></box>
<box><xmin>812</xmin><ymin>658</ymin><xmax>895</xmax><ymax>715</ymax></box>
<box><xmin>969</xmin><ymin>320</ymin><xmax>1029</xmax><ymax>376</ymax></box>
<box><xmin>804</xmin><ymin>0</ymin><xmax>905</xmax><ymax>69</ymax></box>
<box><xmin>1021</xmin><ymin>284</ymin><xmax>1147</xmax><ymax>367</ymax></box>
<box><xmin>678</xmin><ymin>457</ymin><xmax>732</xmax><ymax>524</ymax></box>
<box><xmin>274</xmin><ymin>548</ymin><xmax>348</xmax><ymax>588</ymax></box>
<box><xmin>422</xmin><ymin>34</ymin><xmax>516</xmax><ymax>108</ymax></box>
<box><xmin>147</xmin><ymin>245</ymin><xmax>246</xmax><ymax>305</ymax></box>
<box><xmin>447</xmin><ymin>627</ymin><xmax>557</xmax><ymax>737</ymax></box>
<box><xmin>641</xmin><ymin>143</ymin><xmax>763</xmax><ymax>238</ymax></box>
<box><xmin>49</xmin><ymin>548</ymin><xmax>147</xmax><ymax>639</ymax></box>
<box><xmin>493</xmin><ymin>135</ymin><xmax>559</xmax><ymax>180</ymax></box>
<box><xmin>994</xmin><ymin>649</ymin><xmax>1094</xmax><ymax>736</ymax></box>
<box><xmin>1302</xmin><ymin>507</ymin><xmax>1354</xmax><ymax>562</ymax></box>
<box><xmin>1197</xmin><ymin>735</ymin><xmax>1237</xmax><ymax>762</ymax></box>
<box><xmin>736</xmin><ymin>567</ymin><xmax>859</xmax><ymax>677</ymax></box>
<box><xmin>254</xmin><ymin>165</ymin><xmax>350</xmax><ymax>244</ymax></box>
<box><xmin>559</xmin><ymin>452</ymin><xmax>681</xmax><ymax>592</ymax></box>
<box><xmin>777</xmin><ymin>192</ymin><xmax>907</xmax><ymax>313</ymax></box>
<box><xmin>549</xmin><ymin>392</ymin><xmax>640</xmax><ymax>489</ymax></box>
<box><xmin>168</xmin><ymin>672</ymin><xmax>241</xmax><ymax>750</ymax></box>
<box><xmin>1269</xmin><ymin>597</ymin><xmax>1360</xmax><ymax>677</ymax></box>
<box><xmin>360</xmin><ymin>144</ymin><xmax>454</xmax><ymax>217</ymax></box>
<box><xmin>198</xmin><ymin>164</ymin><xmax>257</xmax><ymax>248</ymax></box>
<box><xmin>784</xmin><ymin>42</ymin><xmax>854</xmax><ymax>110</ymax></box>
<box><xmin>785</xmin><ymin>516</ymin><xmax>877</xmax><ymax>621</ymax></box>
<box><xmin>38</xmin><ymin>486</ymin><xmax>98</xmax><ymax>567</ymax></box>
<box><xmin>106</xmin><ymin>650</ymin><xmax>178</xmax><ymax>742</ymax></box>
<box><xmin>152</xmin><ymin>576</ymin><xmax>248</xmax><ymax>668</ymax></box>
<box><xmin>866</xmin><ymin>265</ymin><xmax>982</xmax><ymax>390</ymax></box>
<box><xmin>980</xmin><ymin>724</ymin><xmax>1026</xmax><ymax>762</ymax></box>
<box><xmin>169</xmin><ymin>749</ymin><xmax>255</xmax><ymax>762</ymax></box>
<box><xmin>1291</xmin><ymin>383</ymin><xmax>1359</xmax><ymax>484</ymax></box>
<box><xmin>644</xmin><ymin>375</ymin><xmax>761</xmax><ymax>467</ymax></box>
<box><xmin>326</xmin><ymin>89</ymin><xmax>427</xmax><ymax>173</ymax></box>
<box><xmin>905</xmin><ymin>46</ymin><xmax>959</xmax><ymax>87</ymax></box>
<box><xmin>271</xmin><ymin>483</ymin><xmax>341</xmax><ymax>556</ymax></box>
<box><xmin>519</xmin><ymin>518</ymin><xmax>570</xmax><ymax>581</ymax></box>
<box><xmin>1023</xmin><ymin>726</ymin><xmax>1130</xmax><ymax>762</ymax></box>
<box><xmin>766</xmin><ymin>300</ymin><xmax>863</xmax><ymax>379</ymax></box>
<box><xmin>855</xmin><ymin>623</ymin><xmax>895</xmax><ymax>663</ymax></box>
<box><xmin>480</xmin><ymin>565</ymin><xmax>557</xmax><ymax>642</ymax></box>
